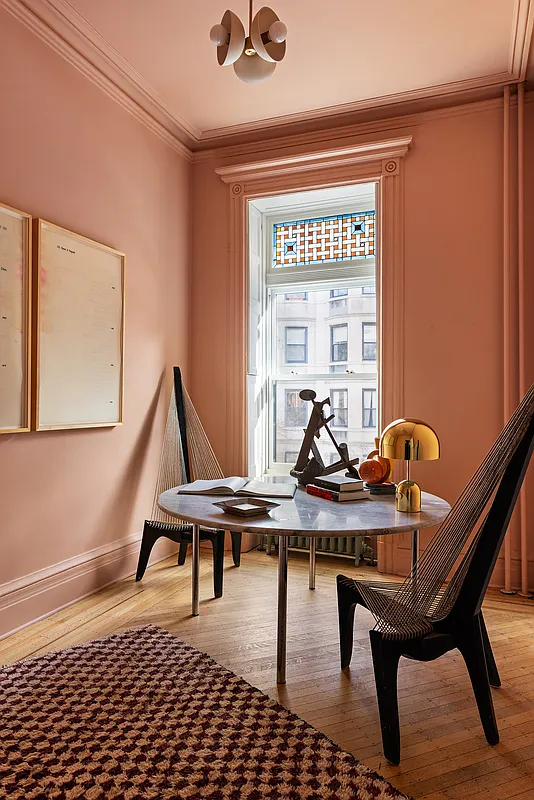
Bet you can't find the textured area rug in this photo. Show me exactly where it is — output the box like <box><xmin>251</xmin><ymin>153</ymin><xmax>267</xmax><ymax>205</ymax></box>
<box><xmin>1</xmin><ymin>626</ymin><xmax>410</xmax><ymax>799</ymax></box>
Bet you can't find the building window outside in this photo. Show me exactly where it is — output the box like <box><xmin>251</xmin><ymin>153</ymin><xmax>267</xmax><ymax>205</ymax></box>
<box><xmin>362</xmin><ymin>388</ymin><xmax>377</xmax><ymax>428</ymax></box>
<box><xmin>362</xmin><ymin>322</ymin><xmax>376</xmax><ymax>361</ymax></box>
<box><xmin>284</xmin><ymin>451</ymin><xmax>299</xmax><ymax>464</ymax></box>
<box><xmin>330</xmin><ymin>287</ymin><xmax>348</xmax><ymax>310</ymax></box>
<box><xmin>330</xmin><ymin>389</ymin><xmax>348</xmax><ymax>427</ymax></box>
<box><xmin>285</xmin><ymin>390</ymin><xmax>307</xmax><ymax>427</ymax></box>
<box><xmin>284</xmin><ymin>292</ymin><xmax>308</xmax><ymax>300</ymax></box>
<box><xmin>285</xmin><ymin>326</ymin><xmax>308</xmax><ymax>363</ymax></box>
<box><xmin>362</xmin><ymin>285</ymin><xmax>375</xmax><ymax>295</ymax></box>
<box><xmin>330</xmin><ymin>324</ymin><xmax>348</xmax><ymax>363</ymax></box>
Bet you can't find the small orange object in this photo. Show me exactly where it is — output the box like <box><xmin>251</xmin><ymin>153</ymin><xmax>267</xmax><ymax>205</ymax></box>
<box><xmin>359</xmin><ymin>458</ymin><xmax>387</xmax><ymax>484</ymax></box>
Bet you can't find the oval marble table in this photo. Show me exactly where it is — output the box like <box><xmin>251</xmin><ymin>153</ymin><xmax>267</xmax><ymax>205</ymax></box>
<box><xmin>158</xmin><ymin>487</ymin><xmax>451</xmax><ymax>684</ymax></box>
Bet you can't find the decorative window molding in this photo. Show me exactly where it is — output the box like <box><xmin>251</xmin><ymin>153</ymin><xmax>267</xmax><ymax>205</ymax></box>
<box><xmin>216</xmin><ymin>136</ymin><xmax>411</xmax><ymax>481</ymax></box>
<box><xmin>216</xmin><ymin>137</ymin><xmax>412</xmax><ymax>186</ymax></box>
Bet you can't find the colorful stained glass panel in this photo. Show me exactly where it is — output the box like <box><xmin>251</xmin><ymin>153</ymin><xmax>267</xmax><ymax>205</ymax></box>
<box><xmin>273</xmin><ymin>211</ymin><xmax>375</xmax><ymax>268</ymax></box>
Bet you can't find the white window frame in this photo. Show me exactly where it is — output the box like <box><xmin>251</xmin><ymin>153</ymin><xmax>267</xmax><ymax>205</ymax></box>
<box><xmin>252</xmin><ymin>190</ymin><xmax>379</xmax><ymax>474</ymax></box>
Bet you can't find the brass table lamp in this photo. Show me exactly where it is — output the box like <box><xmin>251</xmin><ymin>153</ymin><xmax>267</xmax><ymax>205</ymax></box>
<box><xmin>379</xmin><ymin>419</ymin><xmax>440</xmax><ymax>512</ymax></box>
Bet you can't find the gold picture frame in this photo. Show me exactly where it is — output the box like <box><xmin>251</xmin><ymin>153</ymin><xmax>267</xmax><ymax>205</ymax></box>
<box><xmin>32</xmin><ymin>219</ymin><xmax>125</xmax><ymax>431</ymax></box>
<box><xmin>0</xmin><ymin>201</ymin><xmax>32</xmax><ymax>434</ymax></box>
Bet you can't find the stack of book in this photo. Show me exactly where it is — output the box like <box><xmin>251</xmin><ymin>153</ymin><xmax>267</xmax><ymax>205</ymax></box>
<box><xmin>306</xmin><ymin>475</ymin><xmax>370</xmax><ymax>502</ymax></box>
<box><xmin>364</xmin><ymin>481</ymin><xmax>396</xmax><ymax>495</ymax></box>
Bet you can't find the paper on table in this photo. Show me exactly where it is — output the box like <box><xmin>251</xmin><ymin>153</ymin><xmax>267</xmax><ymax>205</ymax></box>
<box><xmin>178</xmin><ymin>477</ymin><xmax>296</xmax><ymax>498</ymax></box>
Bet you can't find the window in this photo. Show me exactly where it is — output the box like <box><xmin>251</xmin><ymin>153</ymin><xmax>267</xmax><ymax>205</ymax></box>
<box><xmin>330</xmin><ymin>324</ymin><xmax>348</xmax><ymax>363</ymax></box>
<box><xmin>362</xmin><ymin>322</ymin><xmax>376</xmax><ymax>361</ymax></box>
<box><xmin>247</xmin><ymin>187</ymin><xmax>379</xmax><ymax>476</ymax></box>
<box><xmin>285</xmin><ymin>390</ymin><xmax>307</xmax><ymax>427</ymax></box>
<box><xmin>284</xmin><ymin>451</ymin><xmax>299</xmax><ymax>463</ymax></box>
<box><xmin>330</xmin><ymin>389</ymin><xmax>348</xmax><ymax>427</ymax></box>
<box><xmin>273</xmin><ymin>211</ymin><xmax>375</xmax><ymax>268</ymax></box>
<box><xmin>362</xmin><ymin>388</ymin><xmax>377</xmax><ymax>428</ymax></box>
<box><xmin>329</xmin><ymin>287</ymin><xmax>348</xmax><ymax>310</ymax></box>
<box><xmin>362</xmin><ymin>285</ymin><xmax>375</xmax><ymax>295</ymax></box>
<box><xmin>285</xmin><ymin>326</ymin><xmax>308</xmax><ymax>363</ymax></box>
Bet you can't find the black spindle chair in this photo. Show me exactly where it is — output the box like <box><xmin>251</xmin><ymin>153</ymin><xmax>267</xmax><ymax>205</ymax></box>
<box><xmin>136</xmin><ymin>367</ymin><xmax>241</xmax><ymax>596</ymax></box>
<box><xmin>337</xmin><ymin>384</ymin><xmax>534</xmax><ymax>764</ymax></box>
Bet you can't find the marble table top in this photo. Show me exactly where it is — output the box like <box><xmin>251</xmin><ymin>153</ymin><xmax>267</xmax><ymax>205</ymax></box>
<box><xmin>158</xmin><ymin>485</ymin><xmax>451</xmax><ymax>538</ymax></box>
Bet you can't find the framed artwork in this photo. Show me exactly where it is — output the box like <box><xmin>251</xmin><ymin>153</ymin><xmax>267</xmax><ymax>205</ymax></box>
<box><xmin>32</xmin><ymin>219</ymin><xmax>125</xmax><ymax>430</ymax></box>
<box><xmin>0</xmin><ymin>202</ymin><xmax>32</xmax><ymax>434</ymax></box>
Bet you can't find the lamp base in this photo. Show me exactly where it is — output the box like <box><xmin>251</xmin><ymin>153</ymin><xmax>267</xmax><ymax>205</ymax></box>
<box><xmin>395</xmin><ymin>480</ymin><xmax>421</xmax><ymax>512</ymax></box>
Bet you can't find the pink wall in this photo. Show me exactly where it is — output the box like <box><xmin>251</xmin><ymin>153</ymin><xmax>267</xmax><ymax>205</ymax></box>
<box><xmin>191</xmin><ymin>98</ymin><xmax>534</xmax><ymax>588</ymax></box>
<box><xmin>0</xmin><ymin>9</ymin><xmax>190</xmax><ymax>635</ymax></box>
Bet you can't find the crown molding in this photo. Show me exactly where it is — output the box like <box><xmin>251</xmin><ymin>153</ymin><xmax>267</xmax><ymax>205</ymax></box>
<box><xmin>510</xmin><ymin>0</ymin><xmax>534</xmax><ymax>78</ymax></box>
<box><xmin>0</xmin><ymin>0</ymin><xmax>195</xmax><ymax>160</ymax></box>
<box><xmin>200</xmin><ymin>72</ymin><xmax>514</xmax><ymax>145</ymax></box>
<box><xmin>194</xmin><ymin>96</ymin><xmax>505</xmax><ymax>165</ymax></box>
<box><xmin>1</xmin><ymin>0</ymin><xmax>532</xmax><ymax>157</ymax></box>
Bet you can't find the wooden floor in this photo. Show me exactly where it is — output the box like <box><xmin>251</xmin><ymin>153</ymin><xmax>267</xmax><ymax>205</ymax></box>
<box><xmin>2</xmin><ymin>549</ymin><xmax>534</xmax><ymax>800</ymax></box>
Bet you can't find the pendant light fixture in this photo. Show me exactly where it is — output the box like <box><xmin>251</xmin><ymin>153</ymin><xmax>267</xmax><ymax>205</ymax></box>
<box><xmin>209</xmin><ymin>1</ymin><xmax>287</xmax><ymax>83</ymax></box>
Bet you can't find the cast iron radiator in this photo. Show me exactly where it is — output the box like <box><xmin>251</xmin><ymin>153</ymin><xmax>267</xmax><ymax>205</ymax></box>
<box><xmin>260</xmin><ymin>535</ymin><xmax>375</xmax><ymax>565</ymax></box>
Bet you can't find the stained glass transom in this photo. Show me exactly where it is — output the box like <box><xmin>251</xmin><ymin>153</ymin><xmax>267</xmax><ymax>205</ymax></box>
<box><xmin>273</xmin><ymin>211</ymin><xmax>375</xmax><ymax>268</ymax></box>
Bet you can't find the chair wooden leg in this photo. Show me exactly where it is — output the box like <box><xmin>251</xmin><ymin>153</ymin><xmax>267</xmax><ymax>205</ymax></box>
<box><xmin>480</xmin><ymin>612</ymin><xmax>501</xmax><ymax>688</ymax></box>
<box><xmin>231</xmin><ymin>532</ymin><xmax>242</xmax><ymax>567</ymax></box>
<box><xmin>456</xmin><ymin>616</ymin><xmax>499</xmax><ymax>745</ymax></box>
<box><xmin>177</xmin><ymin>541</ymin><xmax>188</xmax><ymax>566</ymax></box>
<box><xmin>369</xmin><ymin>630</ymin><xmax>402</xmax><ymax>765</ymax></box>
<box><xmin>337</xmin><ymin>575</ymin><xmax>358</xmax><ymax>669</ymax></box>
<box><xmin>212</xmin><ymin>532</ymin><xmax>225</xmax><ymax>598</ymax></box>
<box><xmin>136</xmin><ymin>524</ymin><xmax>161</xmax><ymax>581</ymax></box>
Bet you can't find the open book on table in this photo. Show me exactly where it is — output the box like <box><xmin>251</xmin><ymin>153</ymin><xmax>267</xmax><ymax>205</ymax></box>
<box><xmin>177</xmin><ymin>477</ymin><xmax>296</xmax><ymax>499</ymax></box>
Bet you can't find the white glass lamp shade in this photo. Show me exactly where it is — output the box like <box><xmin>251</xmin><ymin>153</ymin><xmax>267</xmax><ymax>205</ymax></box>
<box><xmin>233</xmin><ymin>52</ymin><xmax>277</xmax><ymax>83</ymax></box>
<box><xmin>215</xmin><ymin>10</ymin><xmax>245</xmax><ymax>66</ymax></box>
<box><xmin>251</xmin><ymin>6</ymin><xmax>286</xmax><ymax>63</ymax></box>
<box><xmin>269</xmin><ymin>20</ymin><xmax>287</xmax><ymax>43</ymax></box>
<box><xmin>210</xmin><ymin>24</ymin><xmax>228</xmax><ymax>46</ymax></box>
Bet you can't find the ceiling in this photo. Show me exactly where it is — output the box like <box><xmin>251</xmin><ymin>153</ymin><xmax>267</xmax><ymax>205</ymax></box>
<box><xmin>13</xmin><ymin>0</ymin><xmax>534</xmax><ymax>148</ymax></box>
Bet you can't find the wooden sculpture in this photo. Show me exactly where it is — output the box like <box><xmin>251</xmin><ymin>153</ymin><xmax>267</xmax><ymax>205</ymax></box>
<box><xmin>290</xmin><ymin>389</ymin><xmax>360</xmax><ymax>486</ymax></box>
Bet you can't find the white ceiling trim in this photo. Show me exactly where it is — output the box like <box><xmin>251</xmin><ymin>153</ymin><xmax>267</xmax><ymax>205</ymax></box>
<box><xmin>1</xmin><ymin>0</ymin><xmax>533</xmax><ymax>153</ymax></box>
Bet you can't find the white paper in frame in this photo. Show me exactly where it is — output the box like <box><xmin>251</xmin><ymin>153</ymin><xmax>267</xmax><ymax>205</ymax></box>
<box><xmin>0</xmin><ymin>202</ymin><xmax>31</xmax><ymax>434</ymax></box>
<box><xmin>33</xmin><ymin>219</ymin><xmax>125</xmax><ymax>430</ymax></box>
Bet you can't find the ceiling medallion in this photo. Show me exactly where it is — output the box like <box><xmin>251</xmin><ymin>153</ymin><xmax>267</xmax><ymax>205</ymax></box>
<box><xmin>210</xmin><ymin>1</ymin><xmax>287</xmax><ymax>84</ymax></box>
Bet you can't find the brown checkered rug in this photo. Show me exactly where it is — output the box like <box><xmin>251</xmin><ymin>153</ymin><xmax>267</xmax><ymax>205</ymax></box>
<box><xmin>0</xmin><ymin>625</ymin><xmax>410</xmax><ymax>799</ymax></box>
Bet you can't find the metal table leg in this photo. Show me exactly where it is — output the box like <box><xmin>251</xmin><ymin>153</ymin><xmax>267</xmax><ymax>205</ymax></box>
<box><xmin>277</xmin><ymin>535</ymin><xmax>288</xmax><ymax>684</ymax></box>
<box><xmin>411</xmin><ymin>529</ymin><xmax>419</xmax><ymax>572</ymax></box>
<box><xmin>309</xmin><ymin>537</ymin><xmax>316</xmax><ymax>590</ymax></box>
<box><xmin>192</xmin><ymin>523</ymin><xmax>200</xmax><ymax>616</ymax></box>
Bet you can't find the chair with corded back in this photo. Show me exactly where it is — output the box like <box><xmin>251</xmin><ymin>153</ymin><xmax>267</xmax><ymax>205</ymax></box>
<box><xmin>337</xmin><ymin>384</ymin><xmax>534</xmax><ymax>764</ymax></box>
<box><xmin>136</xmin><ymin>367</ymin><xmax>241</xmax><ymax>596</ymax></box>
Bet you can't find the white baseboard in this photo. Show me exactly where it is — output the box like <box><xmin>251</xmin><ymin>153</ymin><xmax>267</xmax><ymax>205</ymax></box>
<box><xmin>0</xmin><ymin>531</ymin><xmax>177</xmax><ymax>640</ymax></box>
